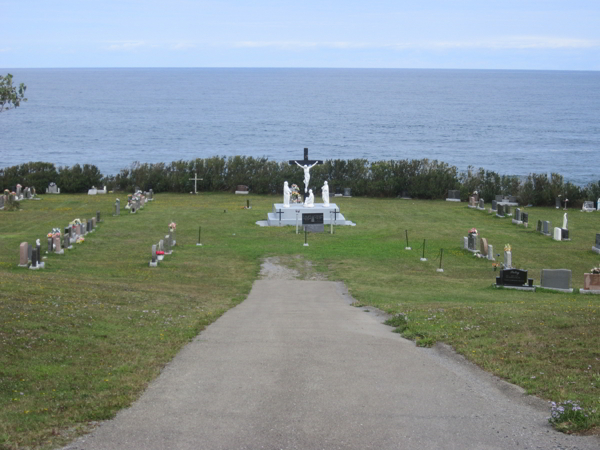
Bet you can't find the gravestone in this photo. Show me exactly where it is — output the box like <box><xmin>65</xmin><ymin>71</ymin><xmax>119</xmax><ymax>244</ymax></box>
<box><xmin>515</xmin><ymin>209</ymin><xmax>521</xmax><ymax>221</ymax></box>
<box><xmin>504</xmin><ymin>250</ymin><xmax>512</xmax><ymax>269</ymax></box>
<box><xmin>303</xmin><ymin>213</ymin><xmax>324</xmax><ymax>233</ymax></box>
<box><xmin>496</xmin><ymin>268</ymin><xmax>531</xmax><ymax>287</ymax></box>
<box><xmin>537</xmin><ymin>220</ymin><xmax>542</xmax><ymax>232</ymax></box>
<box><xmin>487</xmin><ymin>244</ymin><xmax>495</xmax><ymax>261</ymax></box>
<box><xmin>521</xmin><ymin>212</ymin><xmax>529</xmax><ymax>225</ymax></box>
<box><xmin>496</xmin><ymin>204</ymin><xmax>504</xmax><ymax>217</ymax></box>
<box><xmin>582</xmin><ymin>201</ymin><xmax>596</xmax><ymax>212</ymax></box>
<box><xmin>491</xmin><ymin>200</ymin><xmax>497</xmax><ymax>211</ymax></box>
<box><xmin>149</xmin><ymin>189</ymin><xmax>153</xmax><ymax>200</ymax></box>
<box><xmin>446</xmin><ymin>190</ymin><xmax>461</xmax><ymax>202</ymax></box>
<box><xmin>543</xmin><ymin>221</ymin><xmax>551</xmax><ymax>236</ymax></box>
<box><xmin>235</xmin><ymin>185</ymin><xmax>249</xmax><ymax>195</ymax></box>
<box><xmin>553</xmin><ymin>227</ymin><xmax>562</xmax><ymax>241</ymax></box>
<box><xmin>29</xmin><ymin>248</ymin><xmax>38</xmax><ymax>270</ymax></box>
<box><xmin>54</xmin><ymin>236</ymin><xmax>63</xmax><ymax>255</ymax></box>
<box><xmin>47</xmin><ymin>236</ymin><xmax>53</xmax><ymax>253</ymax></box>
<box><xmin>480</xmin><ymin>237</ymin><xmax>488</xmax><ymax>256</ymax></box>
<box><xmin>64</xmin><ymin>232</ymin><xmax>70</xmax><ymax>251</ymax></box>
<box><xmin>343</xmin><ymin>188</ymin><xmax>352</xmax><ymax>197</ymax></box>
<box><xmin>561</xmin><ymin>228</ymin><xmax>570</xmax><ymax>240</ymax></box>
<box><xmin>478</xmin><ymin>199</ymin><xmax>485</xmax><ymax>210</ymax></box>
<box><xmin>504</xmin><ymin>205</ymin><xmax>511</xmax><ymax>216</ymax></box>
<box><xmin>18</xmin><ymin>242</ymin><xmax>28</xmax><ymax>267</ymax></box>
<box><xmin>88</xmin><ymin>186</ymin><xmax>98</xmax><ymax>195</ymax></box>
<box><xmin>468</xmin><ymin>234</ymin><xmax>477</xmax><ymax>251</ymax></box>
<box><xmin>36</xmin><ymin>242</ymin><xmax>42</xmax><ymax>266</ymax></box>
<box><xmin>149</xmin><ymin>245</ymin><xmax>158</xmax><ymax>267</ymax></box>
<box><xmin>164</xmin><ymin>235</ymin><xmax>172</xmax><ymax>255</ymax></box>
<box><xmin>555</xmin><ymin>197</ymin><xmax>561</xmax><ymax>209</ymax></box>
<box><xmin>495</xmin><ymin>195</ymin><xmax>503</xmax><ymax>202</ymax></box>
<box><xmin>97</xmin><ymin>211</ymin><xmax>102</xmax><ymax>223</ymax></box>
<box><xmin>0</xmin><ymin>195</ymin><xmax>4</xmax><ymax>209</ymax></box>
<box><xmin>114</xmin><ymin>199</ymin><xmax>120</xmax><ymax>216</ymax></box>
<box><xmin>468</xmin><ymin>196</ymin><xmax>477</xmax><ymax>208</ymax></box>
<box><xmin>593</xmin><ymin>234</ymin><xmax>600</xmax><ymax>254</ymax></box>
<box><xmin>46</xmin><ymin>182</ymin><xmax>60</xmax><ymax>194</ymax></box>
<box><xmin>540</xmin><ymin>269</ymin><xmax>572</xmax><ymax>292</ymax></box>
<box><xmin>463</xmin><ymin>236</ymin><xmax>468</xmax><ymax>250</ymax></box>
<box><xmin>27</xmin><ymin>243</ymin><xmax>32</xmax><ymax>262</ymax></box>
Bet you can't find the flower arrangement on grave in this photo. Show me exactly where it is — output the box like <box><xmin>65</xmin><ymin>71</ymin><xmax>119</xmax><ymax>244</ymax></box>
<box><xmin>76</xmin><ymin>236</ymin><xmax>85</xmax><ymax>243</ymax></box>
<box><xmin>468</xmin><ymin>228</ymin><xmax>478</xmax><ymax>236</ymax></box>
<box><xmin>591</xmin><ymin>267</ymin><xmax>600</xmax><ymax>275</ymax></box>
<box><xmin>504</xmin><ymin>243</ymin><xmax>512</xmax><ymax>252</ymax></box>
<box><xmin>70</xmin><ymin>218</ymin><xmax>82</xmax><ymax>226</ymax></box>
<box><xmin>3</xmin><ymin>189</ymin><xmax>8</xmax><ymax>195</ymax></box>
<box><xmin>169</xmin><ymin>222</ymin><xmax>176</xmax><ymax>231</ymax></box>
<box><xmin>290</xmin><ymin>184</ymin><xmax>302</xmax><ymax>204</ymax></box>
<box><xmin>156</xmin><ymin>250</ymin><xmax>165</xmax><ymax>255</ymax></box>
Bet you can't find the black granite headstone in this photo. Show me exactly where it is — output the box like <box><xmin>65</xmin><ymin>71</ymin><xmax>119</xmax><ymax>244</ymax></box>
<box><xmin>497</xmin><ymin>268</ymin><xmax>528</xmax><ymax>286</ymax></box>
<box><xmin>521</xmin><ymin>212</ymin><xmax>528</xmax><ymax>223</ymax></box>
<box><xmin>302</xmin><ymin>213</ymin><xmax>324</xmax><ymax>233</ymax></box>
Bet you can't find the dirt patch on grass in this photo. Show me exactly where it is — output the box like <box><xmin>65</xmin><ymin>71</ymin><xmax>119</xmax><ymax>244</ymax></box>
<box><xmin>259</xmin><ymin>255</ymin><xmax>327</xmax><ymax>281</ymax></box>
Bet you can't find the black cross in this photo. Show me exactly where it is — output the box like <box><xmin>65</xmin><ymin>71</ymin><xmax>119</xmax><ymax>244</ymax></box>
<box><xmin>332</xmin><ymin>208</ymin><xmax>340</xmax><ymax>222</ymax></box>
<box><xmin>276</xmin><ymin>209</ymin><xmax>284</xmax><ymax>222</ymax></box>
<box><xmin>289</xmin><ymin>148</ymin><xmax>324</xmax><ymax>201</ymax></box>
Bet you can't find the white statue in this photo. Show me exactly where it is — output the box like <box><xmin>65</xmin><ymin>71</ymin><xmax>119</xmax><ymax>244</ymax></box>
<box><xmin>283</xmin><ymin>181</ymin><xmax>291</xmax><ymax>207</ymax></box>
<box><xmin>295</xmin><ymin>161</ymin><xmax>318</xmax><ymax>193</ymax></box>
<box><xmin>597</xmin><ymin>198</ymin><xmax>600</xmax><ymax>211</ymax></box>
<box><xmin>305</xmin><ymin>189</ymin><xmax>315</xmax><ymax>207</ymax></box>
<box><xmin>563</xmin><ymin>212</ymin><xmax>568</xmax><ymax>229</ymax></box>
<box><xmin>322</xmin><ymin>181</ymin><xmax>330</xmax><ymax>206</ymax></box>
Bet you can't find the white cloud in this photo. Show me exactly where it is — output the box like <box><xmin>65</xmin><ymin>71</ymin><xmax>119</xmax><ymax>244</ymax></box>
<box><xmin>232</xmin><ymin>37</ymin><xmax>600</xmax><ymax>51</ymax></box>
<box><xmin>428</xmin><ymin>36</ymin><xmax>600</xmax><ymax>50</ymax></box>
<box><xmin>104</xmin><ymin>41</ymin><xmax>147</xmax><ymax>51</ymax></box>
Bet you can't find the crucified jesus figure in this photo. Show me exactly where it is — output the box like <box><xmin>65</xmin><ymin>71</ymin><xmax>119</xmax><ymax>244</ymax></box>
<box><xmin>295</xmin><ymin>161</ymin><xmax>318</xmax><ymax>193</ymax></box>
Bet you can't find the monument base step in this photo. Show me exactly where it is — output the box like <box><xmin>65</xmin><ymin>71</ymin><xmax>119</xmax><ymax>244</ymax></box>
<box><xmin>446</xmin><ymin>198</ymin><xmax>461</xmax><ymax>202</ymax></box>
<box><xmin>264</xmin><ymin>203</ymin><xmax>355</xmax><ymax>226</ymax></box>
<box><xmin>580</xmin><ymin>289</ymin><xmax>600</xmax><ymax>294</ymax></box>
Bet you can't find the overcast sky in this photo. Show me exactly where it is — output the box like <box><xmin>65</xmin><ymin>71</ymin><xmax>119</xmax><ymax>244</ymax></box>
<box><xmin>2</xmin><ymin>0</ymin><xmax>599</xmax><ymax>70</ymax></box>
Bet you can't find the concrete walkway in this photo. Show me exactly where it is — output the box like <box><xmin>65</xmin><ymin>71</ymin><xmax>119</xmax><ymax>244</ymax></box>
<box><xmin>64</xmin><ymin>279</ymin><xmax>599</xmax><ymax>450</ymax></box>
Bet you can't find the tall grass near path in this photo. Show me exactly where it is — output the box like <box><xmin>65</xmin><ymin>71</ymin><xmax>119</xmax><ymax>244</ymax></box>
<box><xmin>0</xmin><ymin>193</ymin><xmax>598</xmax><ymax>448</ymax></box>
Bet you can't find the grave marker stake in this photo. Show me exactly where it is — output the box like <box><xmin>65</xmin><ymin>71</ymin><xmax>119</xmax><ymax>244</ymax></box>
<box><xmin>437</xmin><ymin>249</ymin><xmax>444</xmax><ymax>272</ymax></box>
<box><xmin>405</xmin><ymin>230</ymin><xmax>411</xmax><ymax>250</ymax></box>
<box><xmin>304</xmin><ymin>229</ymin><xmax>309</xmax><ymax>247</ymax></box>
<box><xmin>196</xmin><ymin>226</ymin><xmax>203</xmax><ymax>246</ymax></box>
<box><xmin>420</xmin><ymin>239</ymin><xmax>427</xmax><ymax>261</ymax></box>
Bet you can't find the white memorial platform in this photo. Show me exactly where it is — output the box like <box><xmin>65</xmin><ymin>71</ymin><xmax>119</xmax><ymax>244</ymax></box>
<box><xmin>257</xmin><ymin>203</ymin><xmax>355</xmax><ymax>227</ymax></box>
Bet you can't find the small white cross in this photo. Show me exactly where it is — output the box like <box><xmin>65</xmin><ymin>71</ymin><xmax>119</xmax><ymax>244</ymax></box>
<box><xmin>189</xmin><ymin>173</ymin><xmax>203</xmax><ymax>194</ymax></box>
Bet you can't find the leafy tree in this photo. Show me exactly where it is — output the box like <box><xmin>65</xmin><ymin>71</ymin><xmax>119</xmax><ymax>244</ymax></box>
<box><xmin>0</xmin><ymin>74</ymin><xmax>27</xmax><ymax>112</ymax></box>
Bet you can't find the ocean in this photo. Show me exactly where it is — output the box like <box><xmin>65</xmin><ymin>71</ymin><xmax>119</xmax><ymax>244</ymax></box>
<box><xmin>1</xmin><ymin>68</ymin><xmax>599</xmax><ymax>185</ymax></box>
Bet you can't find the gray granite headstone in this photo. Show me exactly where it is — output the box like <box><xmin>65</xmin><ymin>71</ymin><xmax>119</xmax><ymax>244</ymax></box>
<box><xmin>543</xmin><ymin>221</ymin><xmax>550</xmax><ymax>234</ymax></box>
<box><xmin>515</xmin><ymin>208</ymin><xmax>521</xmax><ymax>221</ymax></box>
<box><xmin>522</xmin><ymin>212</ymin><xmax>529</xmax><ymax>224</ymax></box>
<box><xmin>505</xmin><ymin>205</ymin><xmax>511</xmax><ymax>215</ymax></box>
<box><xmin>541</xmin><ymin>269</ymin><xmax>572</xmax><ymax>290</ymax></box>
<box><xmin>47</xmin><ymin>237</ymin><xmax>53</xmax><ymax>253</ymax></box>
<box><xmin>478</xmin><ymin>199</ymin><xmax>484</xmax><ymax>209</ymax></box>
<box><xmin>491</xmin><ymin>200</ymin><xmax>497</xmax><ymax>211</ymax></box>
<box><xmin>495</xmin><ymin>195</ymin><xmax>503</xmax><ymax>202</ymax></box>
<box><xmin>497</xmin><ymin>204</ymin><xmax>504</xmax><ymax>216</ymax></box>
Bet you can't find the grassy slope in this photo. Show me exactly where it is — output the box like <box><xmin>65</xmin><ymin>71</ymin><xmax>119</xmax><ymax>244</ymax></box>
<box><xmin>0</xmin><ymin>193</ymin><xmax>598</xmax><ymax>448</ymax></box>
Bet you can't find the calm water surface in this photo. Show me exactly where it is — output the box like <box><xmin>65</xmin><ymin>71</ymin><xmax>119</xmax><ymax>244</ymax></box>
<box><xmin>1</xmin><ymin>68</ymin><xmax>599</xmax><ymax>185</ymax></box>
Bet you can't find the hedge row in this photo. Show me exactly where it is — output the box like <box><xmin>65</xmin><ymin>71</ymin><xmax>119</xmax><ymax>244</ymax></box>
<box><xmin>2</xmin><ymin>157</ymin><xmax>599</xmax><ymax>207</ymax></box>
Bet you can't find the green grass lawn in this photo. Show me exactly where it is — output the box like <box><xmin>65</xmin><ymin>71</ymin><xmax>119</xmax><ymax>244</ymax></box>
<box><xmin>1</xmin><ymin>193</ymin><xmax>598</xmax><ymax>448</ymax></box>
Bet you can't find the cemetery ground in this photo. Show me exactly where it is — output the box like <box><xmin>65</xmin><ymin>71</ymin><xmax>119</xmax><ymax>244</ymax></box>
<box><xmin>0</xmin><ymin>193</ymin><xmax>599</xmax><ymax>449</ymax></box>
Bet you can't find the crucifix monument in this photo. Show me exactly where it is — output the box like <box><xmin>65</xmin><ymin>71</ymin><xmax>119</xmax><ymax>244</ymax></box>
<box><xmin>189</xmin><ymin>172</ymin><xmax>203</xmax><ymax>194</ymax></box>
<box><xmin>289</xmin><ymin>148</ymin><xmax>323</xmax><ymax>201</ymax></box>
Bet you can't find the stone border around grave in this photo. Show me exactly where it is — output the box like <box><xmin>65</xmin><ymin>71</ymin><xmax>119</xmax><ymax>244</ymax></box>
<box><xmin>579</xmin><ymin>289</ymin><xmax>600</xmax><ymax>294</ymax></box>
<box><xmin>494</xmin><ymin>285</ymin><xmax>536</xmax><ymax>291</ymax></box>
